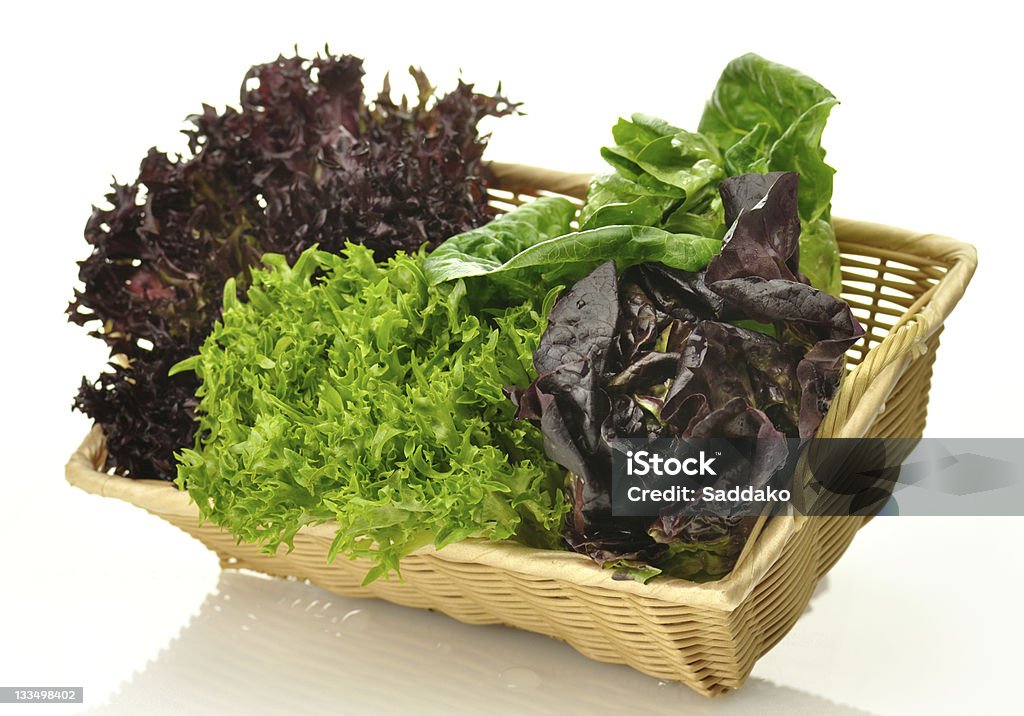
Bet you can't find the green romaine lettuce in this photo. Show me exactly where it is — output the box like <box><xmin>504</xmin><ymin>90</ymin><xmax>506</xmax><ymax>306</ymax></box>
<box><xmin>422</xmin><ymin>196</ymin><xmax>575</xmax><ymax>297</ymax></box>
<box><xmin>574</xmin><ymin>54</ymin><xmax>843</xmax><ymax>295</ymax></box>
<box><xmin>424</xmin><ymin>198</ymin><xmax>720</xmax><ymax>296</ymax></box>
<box><xmin>578</xmin><ymin>173</ymin><xmax>677</xmax><ymax>231</ymax></box>
<box><xmin>583</xmin><ymin>115</ymin><xmax>726</xmax><ymax>236</ymax></box>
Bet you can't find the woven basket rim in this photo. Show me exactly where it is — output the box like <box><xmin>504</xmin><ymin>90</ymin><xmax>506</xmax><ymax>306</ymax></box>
<box><xmin>65</xmin><ymin>162</ymin><xmax>978</xmax><ymax>612</ymax></box>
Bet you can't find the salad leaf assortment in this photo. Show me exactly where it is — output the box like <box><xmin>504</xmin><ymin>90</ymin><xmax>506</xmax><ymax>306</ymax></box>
<box><xmin>71</xmin><ymin>52</ymin><xmax>862</xmax><ymax>584</ymax></box>
<box><xmin>69</xmin><ymin>51</ymin><xmax>515</xmax><ymax>479</ymax></box>
<box><xmin>507</xmin><ymin>172</ymin><xmax>863</xmax><ymax>582</ymax></box>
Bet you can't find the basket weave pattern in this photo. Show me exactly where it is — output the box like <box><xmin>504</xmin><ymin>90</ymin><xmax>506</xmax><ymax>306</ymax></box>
<box><xmin>66</xmin><ymin>163</ymin><xmax>976</xmax><ymax>695</ymax></box>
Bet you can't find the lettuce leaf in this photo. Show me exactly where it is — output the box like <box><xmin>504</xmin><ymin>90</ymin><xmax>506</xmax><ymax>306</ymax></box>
<box><xmin>423</xmin><ymin>196</ymin><xmax>575</xmax><ymax>298</ymax></box>
<box><xmin>578</xmin><ymin>173</ymin><xmax>678</xmax><ymax>231</ymax></box>
<box><xmin>509</xmin><ymin>173</ymin><xmax>863</xmax><ymax>582</ymax></box>
<box><xmin>424</xmin><ymin>199</ymin><xmax>721</xmax><ymax>297</ymax></box>
<box><xmin>576</xmin><ymin>54</ymin><xmax>843</xmax><ymax>295</ymax></box>
<box><xmin>699</xmin><ymin>53</ymin><xmax>841</xmax><ymax>294</ymax></box>
<box><xmin>582</xmin><ymin>115</ymin><xmax>726</xmax><ymax>240</ymax></box>
<box><xmin>176</xmin><ymin>246</ymin><xmax>567</xmax><ymax>582</ymax></box>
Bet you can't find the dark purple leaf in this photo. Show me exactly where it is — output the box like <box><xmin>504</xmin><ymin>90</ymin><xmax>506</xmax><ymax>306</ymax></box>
<box><xmin>709</xmin><ymin>172</ymin><xmax>802</xmax><ymax>283</ymax></box>
<box><xmin>532</xmin><ymin>261</ymin><xmax>619</xmax><ymax>376</ymax></box>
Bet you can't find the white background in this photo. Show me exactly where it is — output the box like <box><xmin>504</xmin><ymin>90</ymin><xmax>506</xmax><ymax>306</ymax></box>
<box><xmin>1</xmin><ymin>1</ymin><xmax>1022</xmax><ymax>714</ymax></box>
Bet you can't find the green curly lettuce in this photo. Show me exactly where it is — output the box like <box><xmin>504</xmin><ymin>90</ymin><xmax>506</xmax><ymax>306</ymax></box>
<box><xmin>174</xmin><ymin>245</ymin><xmax>567</xmax><ymax>583</ymax></box>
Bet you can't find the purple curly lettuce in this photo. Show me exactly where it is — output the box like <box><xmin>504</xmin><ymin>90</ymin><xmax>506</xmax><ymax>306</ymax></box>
<box><xmin>69</xmin><ymin>51</ymin><xmax>516</xmax><ymax>479</ymax></box>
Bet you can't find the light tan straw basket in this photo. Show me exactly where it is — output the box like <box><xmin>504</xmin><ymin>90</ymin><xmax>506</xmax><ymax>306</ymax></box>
<box><xmin>66</xmin><ymin>162</ymin><xmax>977</xmax><ymax>696</ymax></box>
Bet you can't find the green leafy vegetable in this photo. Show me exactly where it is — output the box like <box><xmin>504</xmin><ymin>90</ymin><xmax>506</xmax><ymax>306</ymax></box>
<box><xmin>578</xmin><ymin>173</ymin><xmax>675</xmax><ymax>231</ymax></box>
<box><xmin>176</xmin><ymin>246</ymin><xmax>566</xmax><ymax>583</ymax></box>
<box><xmin>421</xmin><ymin>196</ymin><xmax>576</xmax><ymax>297</ymax></box>
<box><xmin>581</xmin><ymin>115</ymin><xmax>725</xmax><ymax>238</ymax></box>
<box><xmin>626</xmin><ymin>132</ymin><xmax>723</xmax><ymax>210</ymax></box>
<box><xmin>425</xmin><ymin>199</ymin><xmax>721</xmax><ymax>297</ymax></box>
<box><xmin>575</xmin><ymin>54</ymin><xmax>843</xmax><ymax>295</ymax></box>
<box><xmin>490</xmin><ymin>225</ymin><xmax>720</xmax><ymax>284</ymax></box>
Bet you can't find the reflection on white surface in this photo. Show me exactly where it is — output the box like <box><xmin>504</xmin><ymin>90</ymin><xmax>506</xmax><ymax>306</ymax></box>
<box><xmin>86</xmin><ymin>572</ymin><xmax>872</xmax><ymax>716</ymax></box>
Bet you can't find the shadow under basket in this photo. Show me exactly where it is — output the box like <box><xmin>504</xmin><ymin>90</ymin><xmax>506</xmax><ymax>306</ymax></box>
<box><xmin>66</xmin><ymin>162</ymin><xmax>977</xmax><ymax>696</ymax></box>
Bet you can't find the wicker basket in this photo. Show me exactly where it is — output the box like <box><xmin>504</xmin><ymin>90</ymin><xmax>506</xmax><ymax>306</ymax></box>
<box><xmin>66</xmin><ymin>162</ymin><xmax>977</xmax><ymax>696</ymax></box>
